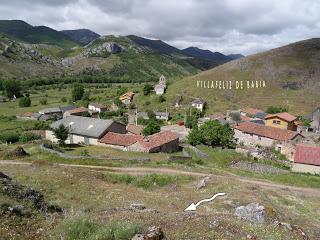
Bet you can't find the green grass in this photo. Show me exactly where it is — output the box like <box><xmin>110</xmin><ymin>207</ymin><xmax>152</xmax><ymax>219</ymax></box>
<box><xmin>102</xmin><ymin>173</ymin><xmax>193</xmax><ymax>189</ymax></box>
<box><xmin>54</xmin><ymin>217</ymin><xmax>143</xmax><ymax>240</ymax></box>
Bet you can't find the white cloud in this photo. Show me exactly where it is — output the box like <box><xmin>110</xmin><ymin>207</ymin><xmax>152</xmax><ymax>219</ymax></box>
<box><xmin>0</xmin><ymin>0</ymin><xmax>320</xmax><ymax>55</ymax></box>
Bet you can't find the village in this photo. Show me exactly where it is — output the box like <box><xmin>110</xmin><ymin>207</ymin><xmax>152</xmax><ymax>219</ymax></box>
<box><xmin>2</xmin><ymin>74</ymin><xmax>318</xmax><ymax>176</ymax></box>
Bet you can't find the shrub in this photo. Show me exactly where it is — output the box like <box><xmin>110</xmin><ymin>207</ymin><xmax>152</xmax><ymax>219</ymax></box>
<box><xmin>19</xmin><ymin>96</ymin><xmax>31</xmax><ymax>107</ymax></box>
<box><xmin>266</xmin><ymin>106</ymin><xmax>288</xmax><ymax>114</ymax></box>
<box><xmin>142</xmin><ymin>120</ymin><xmax>160</xmax><ymax>136</ymax></box>
<box><xmin>72</xmin><ymin>84</ymin><xmax>84</xmax><ymax>102</ymax></box>
<box><xmin>0</xmin><ymin>132</ymin><xmax>20</xmax><ymax>143</ymax></box>
<box><xmin>143</xmin><ymin>83</ymin><xmax>153</xmax><ymax>95</ymax></box>
<box><xmin>103</xmin><ymin>173</ymin><xmax>192</xmax><ymax>189</ymax></box>
<box><xmin>40</xmin><ymin>98</ymin><xmax>48</xmax><ymax>105</ymax></box>
<box><xmin>19</xmin><ymin>132</ymin><xmax>41</xmax><ymax>143</ymax></box>
<box><xmin>55</xmin><ymin>218</ymin><xmax>143</xmax><ymax>240</ymax></box>
<box><xmin>61</xmin><ymin>97</ymin><xmax>67</xmax><ymax>103</ymax></box>
<box><xmin>42</xmin><ymin>141</ymin><xmax>64</xmax><ymax>153</ymax></box>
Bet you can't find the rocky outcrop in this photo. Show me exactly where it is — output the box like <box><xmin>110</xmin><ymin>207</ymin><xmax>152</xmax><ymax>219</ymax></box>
<box><xmin>235</xmin><ymin>203</ymin><xmax>266</xmax><ymax>224</ymax></box>
<box><xmin>82</xmin><ymin>42</ymin><xmax>124</xmax><ymax>58</ymax></box>
<box><xmin>132</xmin><ymin>226</ymin><xmax>165</xmax><ymax>240</ymax></box>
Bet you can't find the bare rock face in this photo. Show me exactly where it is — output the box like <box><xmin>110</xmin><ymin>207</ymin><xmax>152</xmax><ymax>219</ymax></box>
<box><xmin>235</xmin><ymin>203</ymin><xmax>266</xmax><ymax>224</ymax></box>
<box><xmin>196</xmin><ymin>176</ymin><xmax>210</xmax><ymax>190</ymax></box>
<box><xmin>131</xmin><ymin>226</ymin><xmax>165</xmax><ymax>240</ymax></box>
<box><xmin>7</xmin><ymin>146</ymin><xmax>29</xmax><ymax>157</ymax></box>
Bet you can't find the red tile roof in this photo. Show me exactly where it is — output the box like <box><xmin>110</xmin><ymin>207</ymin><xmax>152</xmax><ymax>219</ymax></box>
<box><xmin>99</xmin><ymin>131</ymin><xmax>178</xmax><ymax>150</ymax></box>
<box><xmin>240</xmin><ymin>115</ymin><xmax>252</xmax><ymax>122</ymax></box>
<box><xmin>127</xmin><ymin>124</ymin><xmax>143</xmax><ymax>135</ymax></box>
<box><xmin>139</xmin><ymin>131</ymin><xmax>179</xmax><ymax>151</ymax></box>
<box><xmin>242</xmin><ymin>108</ymin><xmax>263</xmax><ymax>115</ymax></box>
<box><xmin>265</xmin><ymin>112</ymin><xmax>297</xmax><ymax>122</ymax></box>
<box><xmin>234</xmin><ymin>122</ymin><xmax>302</xmax><ymax>141</ymax></box>
<box><xmin>99</xmin><ymin>132</ymin><xmax>143</xmax><ymax>147</ymax></box>
<box><xmin>65</xmin><ymin>107</ymin><xmax>88</xmax><ymax>115</ymax></box>
<box><xmin>294</xmin><ymin>145</ymin><xmax>320</xmax><ymax>166</ymax></box>
<box><xmin>19</xmin><ymin>112</ymin><xmax>33</xmax><ymax>117</ymax></box>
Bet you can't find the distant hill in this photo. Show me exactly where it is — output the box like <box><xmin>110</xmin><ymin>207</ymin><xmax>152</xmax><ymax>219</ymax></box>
<box><xmin>127</xmin><ymin>35</ymin><xmax>184</xmax><ymax>56</ymax></box>
<box><xmin>166</xmin><ymin>38</ymin><xmax>320</xmax><ymax>115</ymax></box>
<box><xmin>182</xmin><ymin>47</ymin><xmax>231</xmax><ymax>62</ymax></box>
<box><xmin>0</xmin><ymin>20</ymin><xmax>79</xmax><ymax>48</ymax></box>
<box><xmin>228</xmin><ymin>54</ymin><xmax>244</xmax><ymax>60</ymax></box>
<box><xmin>60</xmin><ymin>29</ymin><xmax>100</xmax><ymax>45</ymax></box>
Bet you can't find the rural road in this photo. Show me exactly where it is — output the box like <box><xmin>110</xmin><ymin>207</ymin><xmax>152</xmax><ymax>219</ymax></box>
<box><xmin>1</xmin><ymin>160</ymin><xmax>319</xmax><ymax>198</ymax></box>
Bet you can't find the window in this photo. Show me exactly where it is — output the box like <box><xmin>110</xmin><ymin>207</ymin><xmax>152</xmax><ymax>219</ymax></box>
<box><xmin>258</xmin><ymin>137</ymin><xmax>262</xmax><ymax>140</ymax></box>
<box><xmin>273</xmin><ymin>120</ymin><xmax>281</xmax><ymax>125</ymax></box>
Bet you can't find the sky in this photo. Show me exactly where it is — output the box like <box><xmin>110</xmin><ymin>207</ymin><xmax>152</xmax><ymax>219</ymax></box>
<box><xmin>1</xmin><ymin>0</ymin><xmax>320</xmax><ymax>55</ymax></box>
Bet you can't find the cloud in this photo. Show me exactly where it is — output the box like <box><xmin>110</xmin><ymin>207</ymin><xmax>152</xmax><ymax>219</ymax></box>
<box><xmin>0</xmin><ymin>0</ymin><xmax>320</xmax><ymax>54</ymax></box>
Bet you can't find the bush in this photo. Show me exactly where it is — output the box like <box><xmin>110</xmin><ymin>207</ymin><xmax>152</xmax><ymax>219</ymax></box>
<box><xmin>55</xmin><ymin>218</ymin><xmax>143</xmax><ymax>240</ymax></box>
<box><xmin>103</xmin><ymin>173</ymin><xmax>192</xmax><ymax>189</ymax></box>
<box><xmin>142</xmin><ymin>120</ymin><xmax>160</xmax><ymax>136</ymax></box>
<box><xmin>19</xmin><ymin>132</ymin><xmax>41</xmax><ymax>143</ymax></box>
<box><xmin>19</xmin><ymin>96</ymin><xmax>31</xmax><ymax>107</ymax></box>
<box><xmin>0</xmin><ymin>132</ymin><xmax>20</xmax><ymax>143</ymax></box>
<box><xmin>143</xmin><ymin>83</ymin><xmax>153</xmax><ymax>95</ymax></box>
<box><xmin>266</xmin><ymin>106</ymin><xmax>288</xmax><ymax>114</ymax></box>
<box><xmin>61</xmin><ymin>97</ymin><xmax>67</xmax><ymax>103</ymax></box>
<box><xmin>40</xmin><ymin>98</ymin><xmax>48</xmax><ymax>105</ymax></box>
<box><xmin>188</xmin><ymin>120</ymin><xmax>236</xmax><ymax>148</ymax></box>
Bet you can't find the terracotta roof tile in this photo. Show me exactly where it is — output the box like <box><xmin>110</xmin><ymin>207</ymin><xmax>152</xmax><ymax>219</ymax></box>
<box><xmin>242</xmin><ymin>108</ymin><xmax>263</xmax><ymax>115</ymax></box>
<box><xmin>240</xmin><ymin>115</ymin><xmax>252</xmax><ymax>122</ymax></box>
<box><xmin>127</xmin><ymin>124</ymin><xmax>143</xmax><ymax>135</ymax></box>
<box><xmin>139</xmin><ymin>131</ymin><xmax>178</xmax><ymax>151</ymax></box>
<box><xmin>99</xmin><ymin>132</ymin><xmax>143</xmax><ymax>147</ymax></box>
<box><xmin>294</xmin><ymin>145</ymin><xmax>320</xmax><ymax>166</ymax></box>
<box><xmin>234</xmin><ymin>122</ymin><xmax>302</xmax><ymax>141</ymax></box>
<box><xmin>65</xmin><ymin>107</ymin><xmax>88</xmax><ymax>115</ymax></box>
<box><xmin>265</xmin><ymin>112</ymin><xmax>297</xmax><ymax>122</ymax></box>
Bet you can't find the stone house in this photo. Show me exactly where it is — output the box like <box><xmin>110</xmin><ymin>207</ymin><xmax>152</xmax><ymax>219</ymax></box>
<box><xmin>155</xmin><ymin>112</ymin><xmax>169</xmax><ymax>121</ymax></box>
<box><xmin>46</xmin><ymin>116</ymin><xmax>126</xmax><ymax>145</ymax></box>
<box><xmin>191</xmin><ymin>98</ymin><xmax>206</xmax><ymax>112</ymax></box>
<box><xmin>292</xmin><ymin>144</ymin><xmax>320</xmax><ymax>174</ymax></box>
<box><xmin>265</xmin><ymin>112</ymin><xmax>297</xmax><ymax>131</ymax></box>
<box><xmin>310</xmin><ymin>107</ymin><xmax>320</xmax><ymax>132</ymax></box>
<box><xmin>99</xmin><ymin>131</ymin><xmax>179</xmax><ymax>153</ymax></box>
<box><xmin>119</xmin><ymin>92</ymin><xmax>135</xmax><ymax>105</ymax></box>
<box><xmin>233</xmin><ymin>122</ymin><xmax>304</xmax><ymax>149</ymax></box>
<box><xmin>88</xmin><ymin>103</ymin><xmax>108</xmax><ymax>113</ymax></box>
<box><xmin>39</xmin><ymin>107</ymin><xmax>63</xmax><ymax>120</ymax></box>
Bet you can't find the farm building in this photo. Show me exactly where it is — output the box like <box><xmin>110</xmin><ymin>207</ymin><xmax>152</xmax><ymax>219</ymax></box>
<box><xmin>63</xmin><ymin>107</ymin><xmax>89</xmax><ymax>118</ymax></box>
<box><xmin>265</xmin><ymin>112</ymin><xmax>297</xmax><ymax>131</ymax></box>
<box><xmin>292</xmin><ymin>145</ymin><xmax>320</xmax><ymax>174</ymax></box>
<box><xmin>99</xmin><ymin>131</ymin><xmax>179</xmax><ymax>153</ymax></box>
<box><xmin>119</xmin><ymin>92</ymin><xmax>135</xmax><ymax>104</ymax></box>
<box><xmin>191</xmin><ymin>98</ymin><xmax>206</xmax><ymax>112</ymax></box>
<box><xmin>234</xmin><ymin>122</ymin><xmax>304</xmax><ymax>148</ymax></box>
<box><xmin>46</xmin><ymin>116</ymin><xmax>126</xmax><ymax>145</ymax></box>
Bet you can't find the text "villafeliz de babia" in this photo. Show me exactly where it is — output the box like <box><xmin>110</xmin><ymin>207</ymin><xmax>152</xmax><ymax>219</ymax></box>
<box><xmin>196</xmin><ymin>80</ymin><xmax>267</xmax><ymax>89</ymax></box>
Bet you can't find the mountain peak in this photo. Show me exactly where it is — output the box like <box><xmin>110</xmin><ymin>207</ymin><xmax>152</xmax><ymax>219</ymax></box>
<box><xmin>60</xmin><ymin>29</ymin><xmax>100</xmax><ymax>45</ymax></box>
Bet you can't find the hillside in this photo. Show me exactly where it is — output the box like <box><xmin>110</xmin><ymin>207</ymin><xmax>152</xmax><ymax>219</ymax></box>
<box><xmin>60</xmin><ymin>29</ymin><xmax>100</xmax><ymax>45</ymax></box>
<box><xmin>182</xmin><ymin>47</ymin><xmax>232</xmax><ymax>62</ymax></box>
<box><xmin>0</xmin><ymin>34</ymin><xmax>199</xmax><ymax>83</ymax></box>
<box><xmin>167</xmin><ymin>38</ymin><xmax>320</xmax><ymax>115</ymax></box>
<box><xmin>0</xmin><ymin>20</ymin><xmax>79</xmax><ymax>48</ymax></box>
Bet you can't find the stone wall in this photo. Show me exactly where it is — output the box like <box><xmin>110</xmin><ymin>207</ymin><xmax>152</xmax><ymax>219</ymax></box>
<box><xmin>292</xmin><ymin>163</ymin><xmax>320</xmax><ymax>174</ymax></box>
<box><xmin>234</xmin><ymin>129</ymin><xmax>275</xmax><ymax>147</ymax></box>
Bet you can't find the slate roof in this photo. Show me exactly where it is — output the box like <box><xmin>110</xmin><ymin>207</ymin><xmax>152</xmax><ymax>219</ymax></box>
<box><xmin>155</xmin><ymin>112</ymin><xmax>169</xmax><ymax>118</ymax></box>
<box><xmin>51</xmin><ymin>116</ymin><xmax>114</xmax><ymax>138</ymax></box>
<box><xmin>255</xmin><ymin>112</ymin><xmax>267</xmax><ymax>120</ymax></box>
<box><xmin>137</xmin><ymin>112</ymin><xmax>149</xmax><ymax>119</ymax></box>
<box><xmin>294</xmin><ymin>145</ymin><xmax>320</xmax><ymax>166</ymax></box>
<box><xmin>39</xmin><ymin>107</ymin><xmax>62</xmax><ymax>114</ymax></box>
<box><xmin>60</xmin><ymin>105</ymin><xmax>77</xmax><ymax>113</ymax></box>
<box><xmin>265</xmin><ymin>112</ymin><xmax>297</xmax><ymax>122</ymax></box>
<box><xmin>192</xmin><ymin>98</ymin><xmax>206</xmax><ymax>105</ymax></box>
<box><xmin>234</xmin><ymin>122</ymin><xmax>303</xmax><ymax>141</ymax></box>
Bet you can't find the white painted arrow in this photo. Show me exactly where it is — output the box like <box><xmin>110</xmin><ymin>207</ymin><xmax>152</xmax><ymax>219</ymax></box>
<box><xmin>184</xmin><ymin>192</ymin><xmax>226</xmax><ymax>211</ymax></box>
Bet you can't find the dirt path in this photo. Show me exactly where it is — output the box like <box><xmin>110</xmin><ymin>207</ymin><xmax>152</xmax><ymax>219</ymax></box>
<box><xmin>1</xmin><ymin>160</ymin><xmax>319</xmax><ymax>198</ymax></box>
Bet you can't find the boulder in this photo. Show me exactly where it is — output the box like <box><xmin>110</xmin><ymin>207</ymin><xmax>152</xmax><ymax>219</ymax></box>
<box><xmin>132</xmin><ymin>226</ymin><xmax>165</xmax><ymax>240</ymax></box>
<box><xmin>235</xmin><ymin>203</ymin><xmax>266</xmax><ymax>224</ymax></box>
<box><xmin>196</xmin><ymin>176</ymin><xmax>210</xmax><ymax>190</ymax></box>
